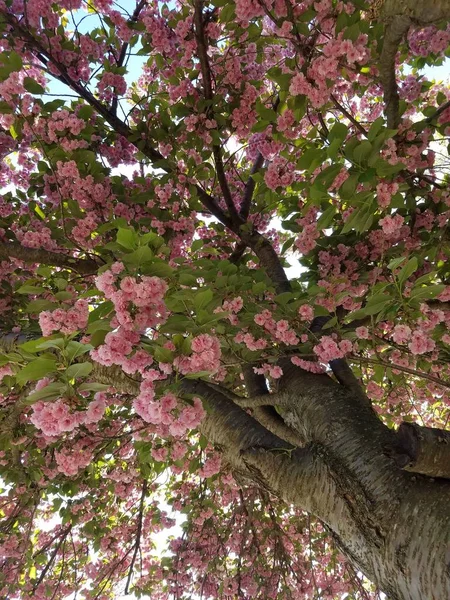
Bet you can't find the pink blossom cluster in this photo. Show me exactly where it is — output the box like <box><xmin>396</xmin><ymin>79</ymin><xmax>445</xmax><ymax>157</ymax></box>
<box><xmin>254</xmin><ymin>310</ymin><xmax>299</xmax><ymax>345</ymax></box>
<box><xmin>289</xmin><ymin>72</ymin><xmax>330</xmax><ymax>109</ymax></box>
<box><xmin>198</xmin><ymin>453</ymin><xmax>221</xmax><ymax>478</ymax></box>
<box><xmin>54</xmin><ymin>446</ymin><xmax>93</xmax><ymax>477</ymax></box>
<box><xmin>379</xmin><ymin>214</ymin><xmax>404</xmax><ymax>235</ymax></box>
<box><xmin>313</xmin><ymin>336</ymin><xmax>353</xmax><ymax>362</ymax></box>
<box><xmin>26</xmin><ymin>109</ymin><xmax>87</xmax><ymax>153</ymax></box>
<box><xmin>14</xmin><ymin>226</ymin><xmax>57</xmax><ymax>251</ymax></box>
<box><xmin>142</xmin><ymin>8</ymin><xmax>176</xmax><ymax>55</ymax></box>
<box><xmin>30</xmin><ymin>394</ymin><xmax>107</xmax><ymax>437</ymax></box>
<box><xmin>253</xmin><ymin>363</ymin><xmax>283</xmax><ymax>379</ymax></box>
<box><xmin>39</xmin><ymin>299</ymin><xmax>89</xmax><ymax>336</ymax></box>
<box><xmin>264</xmin><ymin>157</ymin><xmax>294</xmax><ymax>190</ymax></box>
<box><xmin>409</xmin><ymin>25</ymin><xmax>450</xmax><ymax>57</ymax></box>
<box><xmin>222</xmin><ymin>296</ymin><xmax>243</xmax><ymax>314</ymax></box>
<box><xmin>321</xmin><ymin>33</ymin><xmax>369</xmax><ymax>65</ymax></box>
<box><xmin>234</xmin><ymin>331</ymin><xmax>268</xmax><ymax>351</ymax></box>
<box><xmin>408</xmin><ymin>330</ymin><xmax>436</xmax><ymax>355</ymax></box>
<box><xmin>98</xmin><ymin>72</ymin><xmax>127</xmax><ymax>102</ymax></box>
<box><xmin>235</xmin><ymin>0</ymin><xmax>265</xmax><ymax>21</ymax></box>
<box><xmin>72</xmin><ymin>213</ymin><xmax>98</xmax><ymax>246</ymax></box>
<box><xmin>355</xmin><ymin>326</ymin><xmax>369</xmax><ymax>339</ymax></box>
<box><xmin>392</xmin><ymin>324</ymin><xmax>412</xmax><ymax>344</ymax></box>
<box><xmin>217</xmin><ymin>296</ymin><xmax>243</xmax><ymax>325</ymax></box>
<box><xmin>295</xmin><ymin>206</ymin><xmax>320</xmax><ymax>255</ymax></box>
<box><xmin>0</xmin><ymin>71</ymin><xmax>26</xmax><ymax>103</ymax></box>
<box><xmin>366</xmin><ymin>381</ymin><xmax>384</xmax><ymax>401</ymax></box>
<box><xmin>133</xmin><ymin>386</ymin><xmax>206</xmax><ymax>438</ymax></box>
<box><xmin>298</xmin><ymin>305</ymin><xmax>314</xmax><ymax>321</ymax></box>
<box><xmin>91</xmin><ymin>329</ymin><xmax>153</xmax><ymax>375</ymax></box>
<box><xmin>391</xmin><ymin>323</ymin><xmax>436</xmax><ymax>355</ymax></box>
<box><xmin>291</xmin><ymin>356</ymin><xmax>326</xmax><ymax>373</ymax></box>
<box><xmin>174</xmin><ymin>334</ymin><xmax>221</xmax><ymax>375</ymax></box>
<box><xmin>93</xmin><ymin>268</ymin><xmax>168</xmax><ymax>369</ymax></box>
<box><xmin>231</xmin><ymin>84</ymin><xmax>258</xmax><ymax>137</ymax></box>
<box><xmin>0</xmin><ymin>364</ymin><xmax>13</xmax><ymax>382</ymax></box>
<box><xmin>100</xmin><ymin>136</ymin><xmax>136</xmax><ymax>167</ymax></box>
<box><xmin>400</xmin><ymin>75</ymin><xmax>423</xmax><ymax>102</ymax></box>
<box><xmin>376</xmin><ymin>181</ymin><xmax>399</xmax><ymax>209</ymax></box>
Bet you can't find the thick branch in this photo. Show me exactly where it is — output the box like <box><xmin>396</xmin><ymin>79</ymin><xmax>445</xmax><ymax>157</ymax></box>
<box><xmin>1</xmin><ymin>11</ymin><xmax>296</xmax><ymax>299</ymax></box>
<box><xmin>1</xmin><ymin>10</ymin><xmax>232</xmax><ymax>231</ymax></box>
<box><xmin>329</xmin><ymin>359</ymin><xmax>371</xmax><ymax>406</ymax></box>
<box><xmin>379</xmin><ymin>15</ymin><xmax>411</xmax><ymax>129</ymax></box>
<box><xmin>0</xmin><ymin>240</ymin><xmax>100</xmax><ymax>274</ymax></box>
<box><xmin>180</xmin><ymin>378</ymin><xmax>322</xmax><ymax>507</ymax></box>
<box><xmin>378</xmin><ymin>0</ymin><xmax>450</xmax><ymax>129</ymax></box>
<box><xmin>243</xmin><ymin>231</ymin><xmax>291</xmax><ymax>293</ymax></box>
<box><xmin>391</xmin><ymin>422</ymin><xmax>450</xmax><ymax>479</ymax></box>
<box><xmin>240</xmin><ymin>153</ymin><xmax>264</xmax><ymax>221</ymax></box>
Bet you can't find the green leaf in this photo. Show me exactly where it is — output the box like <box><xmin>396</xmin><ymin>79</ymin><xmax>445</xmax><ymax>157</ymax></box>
<box><xmin>66</xmin><ymin>362</ymin><xmax>93</xmax><ymax>380</ymax></box>
<box><xmin>191</xmin><ymin>239</ymin><xmax>203</xmax><ymax>252</ymax></box>
<box><xmin>23</xmin><ymin>77</ymin><xmax>45</xmax><ymax>94</ymax></box>
<box><xmin>179</xmin><ymin>273</ymin><xmax>198</xmax><ymax>286</ymax></box>
<box><xmin>154</xmin><ymin>347</ymin><xmax>174</xmax><ymax>363</ymax></box>
<box><xmin>144</xmin><ymin>261</ymin><xmax>173</xmax><ymax>277</ymax></box>
<box><xmin>184</xmin><ymin>371</ymin><xmax>212</xmax><ymax>379</ymax></box>
<box><xmin>66</xmin><ymin>341</ymin><xmax>93</xmax><ymax>361</ymax></box>
<box><xmin>353</xmin><ymin>141</ymin><xmax>372</xmax><ymax>164</ymax></box>
<box><xmin>252</xmin><ymin>281</ymin><xmax>267</xmax><ymax>294</ymax></box>
<box><xmin>397</xmin><ymin>257</ymin><xmax>418</xmax><ymax>286</ymax></box>
<box><xmin>16</xmin><ymin>284</ymin><xmax>46</xmax><ymax>294</ymax></box>
<box><xmin>19</xmin><ymin>337</ymin><xmax>61</xmax><ymax>353</ymax></box>
<box><xmin>25</xmin><ymin>382</ymin><xmax>66</xmax><ymax>404</ymax></box>
<box><xmin>159</xmin><ymin>314</ymin><xmax>193</xmax><ymax>333</ymax></box>
<box><xmin>194</xmin><ymin>289</ymin><xmax>213</xmax><ymax>311</ymax></box>
<box><xmin>388</xmin><ymin>257</ymin><xmax>407</xmax><ymax>271</ymax></box>
<box><xmin>122</xmin><ymin>245</ymin><xmax>153</xmax><ymax>266</ymax></box>
<box><xmin>88</xmin><ymin>301</ymin><xmax>114</xmax><ymax>322</ymax></box>
<box><xmin>16</xmin><ymin>358</ymin><xmax>57</xmax><ymax>385</ymax></box>
<box><xmin>274</xmin><ymin>292</ymin><xmax>294</xmax><ymax>305</ymax></box>
<box><xmin>297</xmin><ymin>148</ymin><xmax>324</xmax><ymax>171</ymax></box>
<box><xmin>339</xmin><ymin>173</ymin><xmax>358</xmax><ymax>200</ymax></box>
<box><xmin>25</xmin><ymin>300</ymin><xmax>58</xmax><ymax>313</ymax></box>
<box><xmin>117</xmin><ymin>227</ymin><xmax>138</xmax><ymax>250</ymax></box>
<box><xmin>409</xmin><ymin>284</ymin><xmax>445</xmax><ymax>301</ymax></box>
<box><xmin>37</xmin><ymin>339</ymin><xmax>65</xmax><ymax>351</ymax></box>
<box><xmin>367</xmin><ymin>117</ymin><xmax>384</xmax><ymax>142</ymax></box>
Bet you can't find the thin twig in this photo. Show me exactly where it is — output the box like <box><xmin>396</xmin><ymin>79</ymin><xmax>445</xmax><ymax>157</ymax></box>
<box><xmin>124</xmin><ymin>480</ymin><xmax>148</xmax><ymax>594</ymax></box>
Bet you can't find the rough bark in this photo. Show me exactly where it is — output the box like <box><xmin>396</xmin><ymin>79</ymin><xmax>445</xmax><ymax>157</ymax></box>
<box><xmin>180</xmin><ymin>362</ymin><xmax>450</xmax><ymax>600</ymax></box>
<box><xmin>378</xmin><ymin>0</ymin><xmax>450</xmax><ymax>128</ymax></box>
<box><xmin>0</xmin><ymin>240</ymin><xmax>100</xmax><ymax>274</ymax></box>
<box><xmin>393</xmin><ymin>422</ymin><xmax>450</xmax><ymax>478</ymax></box>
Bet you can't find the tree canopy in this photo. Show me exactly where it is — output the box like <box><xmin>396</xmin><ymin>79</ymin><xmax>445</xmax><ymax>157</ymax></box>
<box><xmin>0</xmin><ymin>1</ymin><xmax>449</xmax><ymax>599</ymax></box>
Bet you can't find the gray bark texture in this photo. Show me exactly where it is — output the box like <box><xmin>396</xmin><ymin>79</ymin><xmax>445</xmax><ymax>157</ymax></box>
<box><xmin>182</xmin><ymin>361</ymin><xmax>450</xmax><ymax>600</ymax></box>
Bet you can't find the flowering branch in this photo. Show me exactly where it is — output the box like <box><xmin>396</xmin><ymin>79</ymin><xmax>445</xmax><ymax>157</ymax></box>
<box><xmin>378</xmin><ymin>0</ymin><xmax>450</xmax><ymax>128</ymax></box>
<box><xmin>193</xmin><ymin>0</ymin><xmax>241</xmax><ymax>225</ymax></box>
<box><xmin>110</xmin><ymin>0</ymin><xmax>147</xmax><ymax>115</ymax></box>
<box><xmin>349</xmin><ymin>355</ymin><xmax>450</xmax><ymax>390</ymax></box>
<box><xmin>124</xmin><ymin>480</ymin><xmax>147</xmax><ymax>594</ymax></box>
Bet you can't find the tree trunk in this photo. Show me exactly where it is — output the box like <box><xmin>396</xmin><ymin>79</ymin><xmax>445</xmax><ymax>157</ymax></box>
<box><xmin>185</xmin><ymin>364</ymin><xmax>450</xmax><ymax>600</ymax></box>
<box><xmin>275</xmin><ymin>365</ymin><xmax>450</xmax><ymax>600</ymax></box>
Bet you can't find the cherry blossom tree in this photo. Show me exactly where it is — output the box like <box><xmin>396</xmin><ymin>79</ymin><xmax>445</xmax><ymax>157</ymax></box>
<box><xmin>0</xmin><ymin>1</ymin><xmax>449</xmax><ymax>599</ymax></box>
